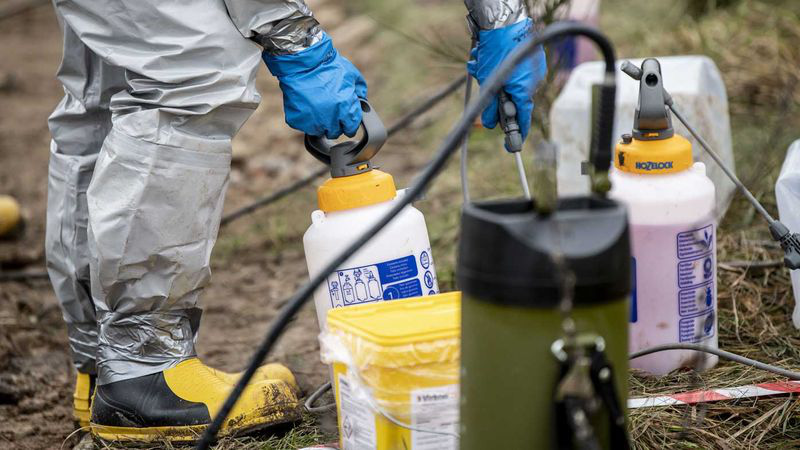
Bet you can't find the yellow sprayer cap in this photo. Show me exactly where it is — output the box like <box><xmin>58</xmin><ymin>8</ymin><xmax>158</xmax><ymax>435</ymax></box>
<box><xmin>614</xmin><ymin>134</ymin><xmax>693</xmax><ymax>175</ymax></box>
<box><xmin>317</xmin><ymin>169</ymin><xmax>396</xmax><ymax>213</ymax></box>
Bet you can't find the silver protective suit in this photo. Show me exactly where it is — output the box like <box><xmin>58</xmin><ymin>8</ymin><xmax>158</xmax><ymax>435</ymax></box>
<box><xmin>47</xmin><ymin>0</ymin><xmax>319</xmax><ymax>384</ymax></box>
<box><xmin>464</xmin><ymin>0</ymin><xmax>528</xmax><ymax>29</ymax></box>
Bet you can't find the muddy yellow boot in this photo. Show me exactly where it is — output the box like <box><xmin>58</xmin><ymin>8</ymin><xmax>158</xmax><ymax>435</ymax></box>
<box><xmin>73</xmin><ymin>372</ymin><xmax>96</xmax><ymax>429</ymax></box>
<box><xmin>73</xmin><ymin>362</ymin><xmax>296</xmax><ymax>431</ymax></box>
<box><xmin>206</xmin><ymin>362</ymin><xmax>299</xmax><ymax>391</ymax></box>
<box><xmin>89</xmin><ymin>358</ymin><xmax>300</xmax><ymax>443</ymax></box>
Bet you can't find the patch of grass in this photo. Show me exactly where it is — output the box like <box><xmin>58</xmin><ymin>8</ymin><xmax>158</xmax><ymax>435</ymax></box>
<box><xmin>212</xmin><ymin>414</ymin><xmax>335</xmax><ymax>450</ymax></box>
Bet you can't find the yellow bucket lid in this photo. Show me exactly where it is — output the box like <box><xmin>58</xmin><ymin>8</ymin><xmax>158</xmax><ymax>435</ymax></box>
<box><xmin>614</xmin><ymin>134</ymin><xmax>693</xmax><ymax>175</ymax></box>
<box><xmin>317</xmin><ymin>169</ymin><xmax>396</xmax><ymax>213</ymax></box>
<box><xmin>326</xmin><ymin>292</ymin><xmax>461</xmax><ymax>368</ymax></box>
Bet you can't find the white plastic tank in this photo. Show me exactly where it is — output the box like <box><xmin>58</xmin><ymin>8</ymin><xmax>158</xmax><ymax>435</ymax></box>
<box><xmin>612</xmin><ymin>159</ymin><xmax>718</xmax><ymax>375</ymax></box>
<box><xmin>550</xmin><ymin>55</ymin><xmax>736</xmax><ymax>217</ymax></box>
<box><xmin>303</xmin><ymin>169</ymin><xmax>439</xmax><ymax>330</ymax></box>
<box><xmin>610</xmin><ymin>129</ymin><xmax>719</xmax><ymax>375</ymax></box>
<box><xmin>609</xmin><ymin>58</ymin><xmax>718</xmax><ymax>376</ymax></box>
<box><xmin>775</xmin><ymin>139</ymin><xmax>800</xmax><ymax>329</ymax></box>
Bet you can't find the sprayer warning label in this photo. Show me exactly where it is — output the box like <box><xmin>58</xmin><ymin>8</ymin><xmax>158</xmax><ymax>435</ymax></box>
<box><xmin>676</xmin><ymin>225</ymin><xmax>714</xmax><ymax>259</ymax></box>
<box><xmin>677</xmin><ymin>254</ymin><xmax>715</xmax><ymax>288</ymax></box>
<box><xmin>338</xmin><ymin>375</ymin><xmax>377</xmax><ymax>450</ymax></box>
<box><xmin>676</xmin><ymin>223</ymin><xmax>715</xmax><ymax>343</ymax></box>
<box><xmin>679</xmin><ymin>282</ymin><xmax>714</xmax><ymax>317</ymax></box>
<box><xmin>411</xmin><ymin>384</ymin><xmax>459</xmax><ymax>450</ymax></box>
<box><xmin>679</xmin><ymin>311</ymin><xmax>716</xmax><ymax>343</ymax></box>
<box><xmin>327</xmin><ymin>253</ymin><xmax>438</xmax><ymax>309</ymax></box>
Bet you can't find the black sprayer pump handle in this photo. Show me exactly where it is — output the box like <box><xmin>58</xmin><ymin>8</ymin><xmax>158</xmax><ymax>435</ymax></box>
<box><xmin>498</xmin><ymin>91</ymin><xmax>523</xmax><ymax>153</ymax></box>
<box><xmin>629</xmin><ymin>58</ymin><xmax>673</xmax><ymax>140</ymax></box>
<box><xmin>304</xmin><ymin>99</ymin><xmax>387</xmax><ymax>178</ymax></box>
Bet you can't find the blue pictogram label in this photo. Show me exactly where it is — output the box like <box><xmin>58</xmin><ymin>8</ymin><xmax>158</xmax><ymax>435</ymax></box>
<box><xmin>420</xmin><ymin>251</ymin><xmax>431</xmax><ymax>269</ymax></box>
<box><xmin>676</xmin><ymin>223</ymin><xmax>715</xmax><ymax>343</ymax></box>
<box><xmin>679</xmin><ymin>311</ymin><xmax>716</xmax><ymax>343</ymax></box>
<box><xmin>678</xmin><ymin>282</ymin><xmax>713</xmax><ymax>317</ymax></box>
<box><xmin>677</xmin><ymin>225</ymin><xmax>714</xmax><ymax>260</ymax></box>
<box><xmin>678</xmin><ymin>254</ymin><xmax>715</xmax><ymax>288</ymax></box>
<box><xmin>327</xmin><ymin>252</ymin><xmax>437</xmax><ymax>308</ymax></box>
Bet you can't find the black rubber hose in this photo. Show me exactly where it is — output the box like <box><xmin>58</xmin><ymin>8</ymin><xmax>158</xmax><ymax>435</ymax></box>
<box><xmin>196</xmin><ymin>22</ymin><xmax>617</xmax><ymax>449</ymax></box>
<box><xmin>630</xmin><ymin>343</ymin><xmax>800</xmax><ymax>380</ymax></box>
<box><xmin>304</xmin><ymin>381</ymin><xmax>335</xmax><ymax>414</ymax></box>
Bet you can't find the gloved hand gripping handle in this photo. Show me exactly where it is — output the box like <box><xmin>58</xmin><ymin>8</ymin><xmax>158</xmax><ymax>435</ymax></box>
<box><xmin>304</xmin><ymin>99</ymin><xmax>388</xmax><ymax>178</ymax></box>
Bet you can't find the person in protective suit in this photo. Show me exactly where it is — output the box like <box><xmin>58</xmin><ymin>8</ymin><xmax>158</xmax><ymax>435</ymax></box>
<box><xmin>46</xmin><ymin>0</ymin><xmax>545</xmax><ymax>442</ymax></box>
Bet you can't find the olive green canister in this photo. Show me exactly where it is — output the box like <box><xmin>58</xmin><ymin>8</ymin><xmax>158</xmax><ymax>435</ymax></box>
<box><xmin>457</xmin><ymin>197</ymin><xmax>631</xmax><ymax>449</ymax></box>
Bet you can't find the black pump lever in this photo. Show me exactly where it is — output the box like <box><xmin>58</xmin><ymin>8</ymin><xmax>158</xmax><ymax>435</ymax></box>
<box><xmin>498</xmin><ymin>91</ymin><xmax>532</xmax><ymax>199</ymax></box>
<box><xmin>629</xmin><ymin>59</ymin><xmax>673</xmax><ymax>140</ymax></box>
<box><xmin>304</xmin><ymin>99</ymin><xmax>387</xmax><ymax>178</ymax></box>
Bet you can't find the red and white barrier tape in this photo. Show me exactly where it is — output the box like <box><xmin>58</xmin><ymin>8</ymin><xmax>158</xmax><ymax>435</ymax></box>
<box><xmin>628</xmin><ymin>380</ymin><xmax>800</xmax><ymax>409</ymax></box>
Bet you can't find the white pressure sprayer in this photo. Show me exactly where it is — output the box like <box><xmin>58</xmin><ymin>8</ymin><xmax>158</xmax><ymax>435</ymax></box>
<box><xmin>610</xmin><ymin>59</ymin><xmax>718</xmax><ymax>376</ymax></box>
<box><xmin>302</xmin><ymin>100</ymin><xmax>439</xmax><ymax>330</ymax></box>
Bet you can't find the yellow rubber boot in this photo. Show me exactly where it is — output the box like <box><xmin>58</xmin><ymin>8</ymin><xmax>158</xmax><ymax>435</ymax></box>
<box><xmin>206</xmin><ymin>362</ymin><xmax>299</xmax><ymax>391</ymax></box>
<box><xmin>73</xmin><ymin>362</ymin><xmax>296</xmax><ymax>431</ymax></box>
<box><xmin>89</xmin><ymin>358</ymin><xmax>300</xmax><ymax>443</ymax></box>
<box><xmin>73</xmin><ymin>372</ymin><xmax>95</xmax><ymax>429</ymax></box>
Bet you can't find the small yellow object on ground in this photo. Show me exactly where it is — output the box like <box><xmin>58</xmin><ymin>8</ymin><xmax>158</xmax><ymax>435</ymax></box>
<box><xmin>0</xmin><ymin>195</ymin><xmax>22</xmax><ymax>237</ymax></box>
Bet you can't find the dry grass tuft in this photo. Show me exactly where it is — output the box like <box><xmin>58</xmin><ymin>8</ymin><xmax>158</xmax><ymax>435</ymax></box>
<box><xmin>630</xmin><ymin>230</ymin><xmax>800</xmax><ymax>449</ymax></box>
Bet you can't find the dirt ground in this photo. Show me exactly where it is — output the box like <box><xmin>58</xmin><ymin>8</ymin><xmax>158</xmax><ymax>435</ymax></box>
<box><xmin>0</xmin><ymin>2</ymin><xmax>395</xmax><ymax>448</ymax></box>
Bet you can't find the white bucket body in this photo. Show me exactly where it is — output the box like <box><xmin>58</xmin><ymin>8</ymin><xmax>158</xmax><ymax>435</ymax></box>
<box><xmin>303</xmin><ymin>190</ymin><xmax>439</xmax><ymax>330</ymax></box>
<box><xmin>610</xmin><ymin>162</ymin><xmax>718</xmax><ymax>375</ymax></box>
<box><xmin>775</xmin><ymin>139</ymin><xmax>800</xmax><ymax>329</ymax></box>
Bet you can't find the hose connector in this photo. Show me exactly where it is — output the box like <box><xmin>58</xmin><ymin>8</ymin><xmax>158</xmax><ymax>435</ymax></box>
<box><xmin>769</xmin><ymin>221</ymin><xmax>800</xmax><ymax>269</ymax></box>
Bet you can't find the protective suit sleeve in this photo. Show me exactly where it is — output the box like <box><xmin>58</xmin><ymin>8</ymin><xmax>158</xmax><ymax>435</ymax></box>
<box><xmin>223</xmin><ymin>0</ymin><xmax>323</xmax><ymax>54</ymax></box>
<box><xmin>464</xmin><ymin>0</ymin><xmax>528</xmax><ymax>30</ymax></box>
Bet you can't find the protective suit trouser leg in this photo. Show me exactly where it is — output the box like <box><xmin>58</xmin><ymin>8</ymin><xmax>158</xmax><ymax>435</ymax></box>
<box><xmin>46</xmin><ymin>15</ymin><xmax>127</xmax><ymax>376</ymax></box>
<box><xmin>52</xmin><ymin>0</ymin><xmax>263</xmax><ymax>385</ymax></box>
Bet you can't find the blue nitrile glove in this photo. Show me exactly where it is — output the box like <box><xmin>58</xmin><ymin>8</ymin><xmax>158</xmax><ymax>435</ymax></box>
<box><xmin>263</xmin><ymin>33</ymin><xmax>368</xmax><ymax>139</ymax></box>
<box><xmin>467</xmin><ymin>18</ymin><xmax>547</xmax><ymax>148</ymax></box>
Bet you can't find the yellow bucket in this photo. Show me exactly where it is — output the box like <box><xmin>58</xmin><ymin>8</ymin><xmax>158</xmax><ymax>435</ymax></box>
<box><xmin>325</xmin><ymin>292</ymin><xmax>460</xmax><ymax>450</ymax></box>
